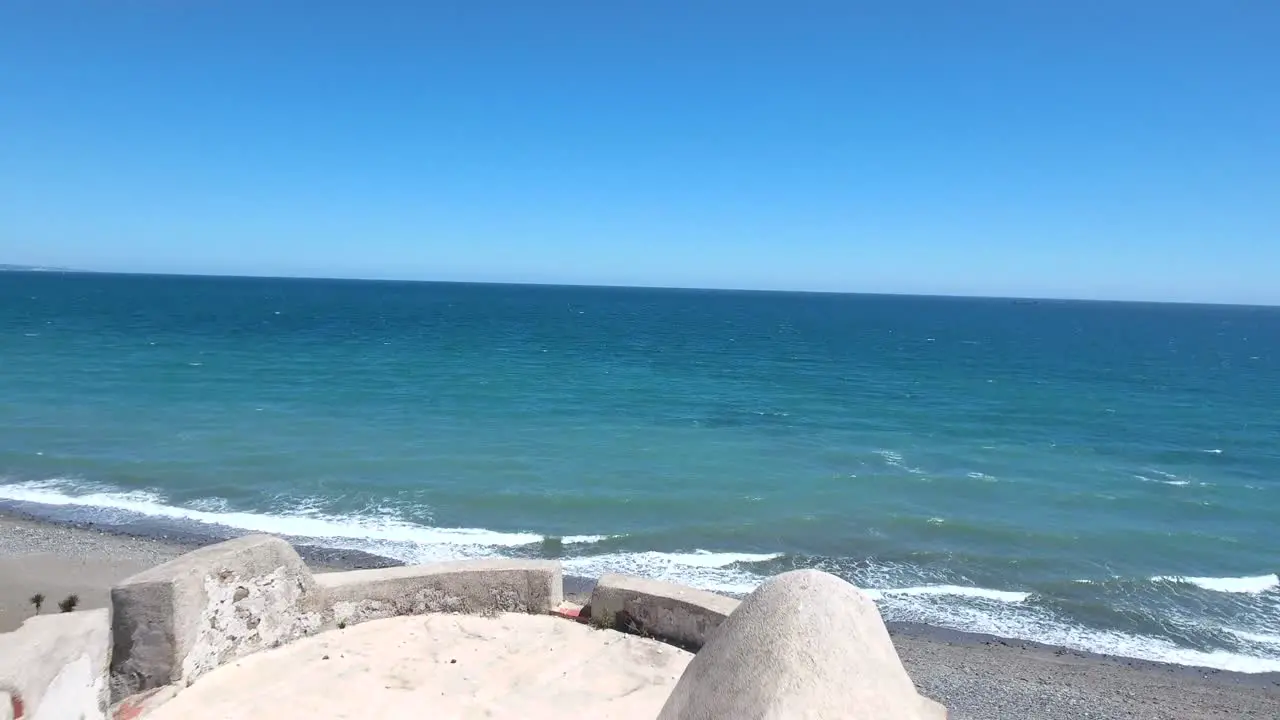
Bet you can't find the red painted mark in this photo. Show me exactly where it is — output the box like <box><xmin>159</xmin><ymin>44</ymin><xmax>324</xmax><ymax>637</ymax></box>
<box><xmin>551</xmin><ymin>602</ymin><xmax>590</xmax><ymax>623</ymax></box>
<box><xmin>113</xmin><ymin>697</ymin><xmax>144</xmax><ymax>720</ymax></box>
<box><xmin>113</xmin><ymin>687</ymin><xmax>170</xmax><ymax>720</ymax></box>
<box><xmin>10</xmin><ymin>692</ymin><xmax>24</xmax><ymax>720</ymax></box>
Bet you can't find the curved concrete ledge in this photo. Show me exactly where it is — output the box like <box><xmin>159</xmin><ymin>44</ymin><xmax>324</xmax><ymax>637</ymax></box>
<box><xmin>316</xmin><ymin>559</ymin><xmax>563</xmax><ymax>628</ymax></box>
<box><xmin>0</xmin><ymin>609</ymin><xmax>111</xmax><ymax>720</ymax></box>
<box><xmin>587</xmin><ymin>574</ymin><xmax>740</xmax><ymax>651</ymax></box>
<box><xmin>658</xmin><ymin>569</ymin><xmax>946</xmax><ymax>720</ymax></box>
<box><xmin>0</xmin><ymin>535</ymin><xmax>948</xmax><ymax>719</ymax></box>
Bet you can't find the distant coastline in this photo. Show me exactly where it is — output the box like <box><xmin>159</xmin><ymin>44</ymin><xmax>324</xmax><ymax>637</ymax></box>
<box><xmin>0</xmin><ymin>264</ymin><xmax>78</xmax><ymax>273</ymax></box>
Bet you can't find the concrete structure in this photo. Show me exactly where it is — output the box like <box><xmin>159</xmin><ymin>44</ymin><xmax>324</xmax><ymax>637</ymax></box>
<box><xmin>144</xmin><ymin>614</ymin><xmax>691</xmax><ymax>720</ymax></box>
<box><xmin>110</xmin><ymin>535</ymin><xmax>324</xmax><ymax>699</ymax></box>
<box><xmin>0</xmin><ymin>609</ymin><xmax>111</xmax><ymax>720</ymax></box>
<box><xmin>587</xmin><ymin>574</ymin><xmax>740</xmax><ymax>651</ymax></box>
<box><xmin>658</xmin><ymin>569</ymin><xmax>947</xmax><ymax>720</ymax></box>
<box><xmin>0</xmin><ymin>535</ymin><xmax>949</xmax><ymax>719</ymax></box>
<box><xmin>316</xmin><ymin>559</ymin><xmax>561</xmax><ymax>628</ymax></box>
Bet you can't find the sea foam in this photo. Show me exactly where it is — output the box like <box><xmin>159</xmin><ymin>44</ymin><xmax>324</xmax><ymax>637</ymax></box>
<box><xmin>1154</xmin><ymin>574</ymin><xmax>1280</xmax><ymax>594</ymax></box>
<box><xmin>0</xmin><ymin>479</ymin><xmax>542</xmax><ymax>561</ymax></box>
<box><xmin>3</xmin><ymin>478</ymin><xmax>1279</xmax><ymax>673</ymax></box>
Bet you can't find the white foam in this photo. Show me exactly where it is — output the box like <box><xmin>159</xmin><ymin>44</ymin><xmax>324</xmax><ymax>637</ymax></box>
<box><xmin>1154</xmin><ymin>574</ymin><xmax>1280</xmax><ymax>594</ymax></box>
<box><xmin>865</xmin><ymin>585</ymin><xmax>1030</xmax><ymax>603</ymax></box>
<box><xmin>0</xmin><ymin>480</ymin><xmax>541</xmax><ymax>561</ymax></box>
<box><xmin>1136</xmin><ymin>475</ymin><xmax>1190</xmax><ymax>486</ymax></box>
<box><xmin>873</xmin><ymin>584</ymin><xmax>1280</xmax><ymax>673</ymax></box>
<box><xmin>874</xmin><ymin>449</ymin><xmax>926</xmax><ymax>475</ymax></box>
<box><xmin>874</xmin><ymin>449</ymin><xmax>904</xmax><ymax>464</ymax></box>
<box><xmin>5</xmin><ymin>478</ymin><xmax>1278</xmax><ymax>673</ymax></box>
<box><xmin>563</xmin><ymin>550</ymin><xmax>781</xmax><ymax>595</ymax></box>
<box><xmin>1228</xmin><ymin>629</ymin><xmax>1280</xmax><ymax>647</ymax></box>
<box><xmin>1202</xmin><ymin>449</ymin><xmax>1223</xmax><ymax>454</ymax></box>
<box><xmin>560</xmin><ymin>535</ymin><xmax>612</xmax><ymax>544</ymax></box>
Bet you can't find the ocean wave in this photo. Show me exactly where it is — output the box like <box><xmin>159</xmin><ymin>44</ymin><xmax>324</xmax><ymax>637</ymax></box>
<box><xmin>1227</xmin><ymin>629</ymin><xmax>1280</xmax><ymax>647</ymax></box>
<box><xmin>865</xmin><ymin>585</ymin><xmax>1030</xmax><ymax>603</ymax></box>
<box><xmin>564</xmin><ymin>550</ymin><xmax>781</xmax><ymax>595</ymax></box>
<box><xmin>1153</xmin><ymin>574</ymin><xmax>1279</xmax><ymax>594</ymax></box>
<box><xmin>0</xmin><ymin>479</ymin><xmax>544</xmax><ymax>562</ymax></box>
<box><xmin>873</xmin><ymin>449</ymin><xmax>926</xmax><ymax>475</ymax></box>
<box><xmin>1135</xmin><ymin>474</ymin><xmax>1190</xmax><ymax>486</ymax></box>
<box><xmin>3</xmin><ymin>478</ymin><xmax>1278</xmax><ymax>673</ymax></box>
<box><xmin>873</xmin><ymin>581</ymin><xmax>1280</xmax><ymax>673</ymax></box>
<box><xmin>561</xmin><ymin>534</ymin><xmax>613</xmax><ymax>544</ymax></box>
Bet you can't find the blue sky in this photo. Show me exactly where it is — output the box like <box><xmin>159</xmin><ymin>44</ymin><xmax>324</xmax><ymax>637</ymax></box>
<box><xmin>1</xmin><ymin>2</ymin><xmax>1276</xmax><ymax>303</ymax></box>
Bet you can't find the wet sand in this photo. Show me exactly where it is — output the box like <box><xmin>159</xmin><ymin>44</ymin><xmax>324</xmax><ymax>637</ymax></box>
<box><xmin>2</xmin><ymin>511</ymin><xmax>1277</xmax><ymax>719</ymax></box>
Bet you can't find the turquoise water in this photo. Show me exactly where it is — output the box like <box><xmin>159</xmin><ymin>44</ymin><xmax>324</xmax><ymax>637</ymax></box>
<box><xmin>2</xmin><ymin>272</ymin><xmax>1278</xmax><ymax>671</ymax></box>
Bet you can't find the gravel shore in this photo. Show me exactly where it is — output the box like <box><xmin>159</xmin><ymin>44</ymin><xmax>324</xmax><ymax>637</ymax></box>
<box><xmin>3</xmin><ymin>511</ymin><xmax>1277</xmax><ymax>719</ymax></box>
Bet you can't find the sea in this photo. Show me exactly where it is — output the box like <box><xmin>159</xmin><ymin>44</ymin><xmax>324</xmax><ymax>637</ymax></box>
<box><xmin>1</xmin><ymin>272</ymin><xmax>1277</xmax><ymax>672</ymax></box>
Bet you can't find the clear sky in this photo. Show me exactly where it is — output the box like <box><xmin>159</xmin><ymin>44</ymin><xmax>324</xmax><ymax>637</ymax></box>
<box><xmin>1</xmin><ymin>2</ymin><xmax>1276</xmax><ymax>304</ymax></box>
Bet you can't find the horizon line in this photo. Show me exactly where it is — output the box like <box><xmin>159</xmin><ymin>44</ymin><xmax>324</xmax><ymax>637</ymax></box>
<box><xmin>3</xmin><ymin>266</ymin><xmax>1277</xmax><ymax>309</ymax></box>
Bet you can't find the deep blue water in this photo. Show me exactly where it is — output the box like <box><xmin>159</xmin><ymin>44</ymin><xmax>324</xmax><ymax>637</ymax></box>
<box><xmin>2</xmin><ymin>272</ymin><xmax>1278</xmax><ymax>670</ymax></box>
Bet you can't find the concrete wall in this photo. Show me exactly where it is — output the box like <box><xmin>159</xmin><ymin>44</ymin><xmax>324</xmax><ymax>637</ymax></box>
<box><xmin>5</xmin><ymin>535</ymin><xmax>948</xmax><ymax>719</ymax></box>
<box><xmin>108</xmin><ymin>536</ymin><xmax>566</xmax><ymax>706</ymax></box>
<box><xmin>0</xmin><ymin>609</ymin><xmax>111</xmax><ymax>720</ymax></box>
<box><xmin>317</xmin><ymin>559</ymin><xmax>562</xmax><ymax>628</ymax></box>
<box><xmin>587</xmin><ymin>574</ymin><xmax>740</xmax><ymax>651</ymax></box>
<box><xmin>658</xmin><ymin>569</ymin><xmax>947</xmax><ymax>720</ymax></box>
<box><xmin>110</xmin><ymin>535</ymin><xmax>324</xmax><ymax>700</ymax></box>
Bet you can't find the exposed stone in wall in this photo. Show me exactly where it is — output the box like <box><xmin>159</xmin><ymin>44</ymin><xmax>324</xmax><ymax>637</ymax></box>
<box><xmin>180</xmin><ymin>567</ymin><xmax>324</xmax><ymax>685</ymax></box>
<box><xmin>110</xmin><ymin>535</ymin><xmax>323</xmax><ymax>700</ymax></box>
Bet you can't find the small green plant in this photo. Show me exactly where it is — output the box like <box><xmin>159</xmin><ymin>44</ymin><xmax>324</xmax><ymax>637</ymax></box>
<box><xmin>337</xmin><ymin>620</ymin><xmax>347</xmax><ymax>630</ymax></box>
<box><xmin>29</xmin><ymin>593</ymin><xmax>45</xmax><ymax>614</ymax></box>
<box><xmin>58</xmin><ymin>594</ymin><xmax>79</xmax><ymax>613</ymax></box>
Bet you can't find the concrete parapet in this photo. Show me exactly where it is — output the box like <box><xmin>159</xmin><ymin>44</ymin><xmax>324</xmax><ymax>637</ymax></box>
<box><xmin>0</xmin><ymin>608</ymin><xmax>112</xmax><ymax>720</ymax></box>
<box><xmin>315</xmin><ymin>559</ymin><xmax>563</xmax><ymax>628</ymax></box>
<box><xmin>658</xmin><ymin>569</ymin><xmax>947</xmax><ymax>720</ymax></box>
<box><xmin>109</xmin><ymin>535</ymin><xmax>323</xmax><ymax>700</ymax></box>
<box><xmin>587</xmin><ymin>574</ymin><xmax>740</xmax><ymax>651</ymax></box>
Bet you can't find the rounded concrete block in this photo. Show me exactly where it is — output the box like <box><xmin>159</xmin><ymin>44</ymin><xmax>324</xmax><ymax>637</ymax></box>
<box><xmin>658</xmin><ymin>570</ymin><xmax>946</xmax><ymax>720</ymax></box>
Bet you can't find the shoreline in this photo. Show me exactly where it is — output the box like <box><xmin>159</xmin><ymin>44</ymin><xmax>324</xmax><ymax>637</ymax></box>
<box><xmin>2</xmin><ymin>509</ymin><xmax>1278</xmax><ymax>718</ymax></box>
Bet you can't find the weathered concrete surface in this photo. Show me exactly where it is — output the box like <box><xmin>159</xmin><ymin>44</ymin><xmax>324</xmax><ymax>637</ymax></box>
<box><xmin>0</xmin><ymin>609</ymin><xmax>111</xmax><ymax>720</ymax></box>
<box><xmin>588</xmin><ymin>574</ymin><xmax>740</xmax><ymax>651</ymax></box>
<box><xmin>316</xmin><ymin>559</ymin><xmax>562</xmax><ymax>628</ymax></box>
<box><xmin>110</xmin><ymin>535</ymin><xmax>323</xmax><ymax>699</ymax></box>
<box><xmin>659</xmin><ymin>570</ymin><xmax>947</xmax><ymax>720</ymax></box>
<box><xmin>146</xmin><ymin>613</ymin><xmax>691</xmax><ymax>720</ymax></box>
